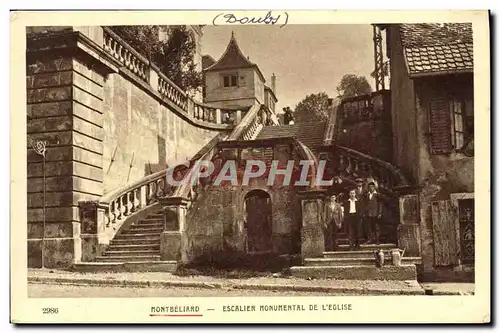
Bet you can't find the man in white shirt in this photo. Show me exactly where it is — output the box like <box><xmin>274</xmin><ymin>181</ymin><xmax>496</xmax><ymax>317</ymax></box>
<box><xmin>342</xmin><ymin>188</ymin><xmax>363</xmax><ymax>250</ymax></box>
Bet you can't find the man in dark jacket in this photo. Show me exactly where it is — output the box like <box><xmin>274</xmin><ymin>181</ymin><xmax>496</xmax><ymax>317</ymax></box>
<box><xmin>324</xmin><ymin>194</ymin><xmax>343</xmax><ymax>251</ymax></box>
<box><xmin>342</xmin><ymin>188</ymin><xmax>363</xmax><ymax>250</ymax></box>
<box><xmin>363</xmin><ymin>181</ymin><xmax>383</xmax><ymax>244</ymax></box>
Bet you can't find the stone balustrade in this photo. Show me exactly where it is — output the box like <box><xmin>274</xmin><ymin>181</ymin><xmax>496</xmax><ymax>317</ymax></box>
<box><xmin>333</xmin><ymin>144</ymin><xmax>409</xmax><ymax>191</ymax></box>
<box><xmin>98</xmin><ymin>169</ymin><xmax>174</xmax><ymax>230</ymax></box>
<box><xmin>102</xmin><ymin>27</ymin><xmax>239</xmax><ymax>128</ymax></box>
<box><xmin>157</xmin><ymin>72</ymin><xmax>188</xmax><ymax>111</ymax></box>
<box><xmin>103</xmin><ymin>27</ymin><xmax>150</xmax><ymax>82</ymax></box>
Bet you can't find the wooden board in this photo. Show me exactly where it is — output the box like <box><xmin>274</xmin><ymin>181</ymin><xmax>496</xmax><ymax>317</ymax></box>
<box><xmin>431</xmin><ymin>200</ymin><xmax>458</xmax><ymax>266</ymax></box>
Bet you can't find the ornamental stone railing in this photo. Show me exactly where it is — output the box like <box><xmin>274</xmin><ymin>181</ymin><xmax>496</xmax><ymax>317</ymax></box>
<box><xmin>102</xmin><ymin>27</ymin><xmax>241</xmax><ymax>128</ymax></box>
<box><xmin>331</xmin><ymin>144</ymin><xmax>409</xmax><ymax>192</ymax></box>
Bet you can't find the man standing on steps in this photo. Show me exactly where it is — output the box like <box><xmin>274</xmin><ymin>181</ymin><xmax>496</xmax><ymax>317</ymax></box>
<box><xmin>342</xmin><ymin>189</ymin><xmax>362</xmax><ymax>250</ymax></box>
<box><xmin>363</xmin><ymin>181</ymin><xmax>383</xmax><ymax>245</ymax></box>
<box><xmin>323</xmin><ymin>194</ymin><xmax>343</xmax><ymax>251</ymax></box>
<box><xmin>354</xmin><ymin>177</ymin><xmax>366</xmax><ymax>241</ymax></box>
<box><xmin>354</xmin><ymin>178</ymin><xmax>365</xmax><ymax>199</ymax></box>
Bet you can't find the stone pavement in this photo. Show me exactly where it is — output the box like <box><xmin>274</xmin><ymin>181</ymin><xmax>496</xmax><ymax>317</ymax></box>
<box><xmin>28</xmin><ymin>269</ymin><xmax>474</xmax><ymax>296</ymax></box>
<box><xmin>420</xmin><ymin>282</ymin><xmax>475</xmax><ymax>295</ymax></box>
<box><xmin>27</xmin><ymin>268</ymin><xmax>475</xmax><ymax>296</ymax></box>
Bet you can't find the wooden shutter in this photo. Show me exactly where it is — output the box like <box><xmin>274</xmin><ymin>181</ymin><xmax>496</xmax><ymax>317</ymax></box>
<box><xmin>429</xmin><ymin>97</ymin><xmax>453</xmax><ymax>154</ymax></box>
<box><xmin>431</xmin><ymin>200</ymin><xmax>459</xmax><ymax>266</ymax></box>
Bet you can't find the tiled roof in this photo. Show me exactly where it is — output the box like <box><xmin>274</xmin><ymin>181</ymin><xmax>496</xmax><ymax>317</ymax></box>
<box><xmin>202</xmin><ymin>55</ymin><xmax>216</xmax><ymax>70</ymax></box>
<box><xmin>205</xmin><ymin>32</ymin><xmax>266</xmax><ymax>82</ymax></box>
<box><xmin>399</xmin><ymin>23</ymin><xmax>473</xmax><ymax>77</ymax></box>
<box><xmin>256</xmin><ymin>122</ymin><xmax>327</xmax><ymax>153</ymax></box>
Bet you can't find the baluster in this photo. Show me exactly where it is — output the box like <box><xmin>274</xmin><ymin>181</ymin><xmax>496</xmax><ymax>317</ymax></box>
<box><xmin>150</xmin><ymin>181</ymin><xmax>158</xmax><ymax>203</ymax></box>
<box><xmin>346</xmin><ymin>156</ymin><xmax>352</xmax><ymax>175</ymax></box>
<box><xmin>119</xmin><ymin>195</ymin><xmax>127</xmax><ymax>217</ymax></box>
<box><xmin>380</xmin><ymin>171</ymin><xmax>387</xmax><ymax>189</ymax></box>
<box><xmin>105</xmin><ymin>205</ymin><xmax>112</xmax><ymax>227</ymax></box>
<box><xmin>157</xmin><ymin>178</ymin><xmax>165</xmax><ymax>197</ymax></box>
<box><xmin>113</xmin><ymin>198</ymin><xmax>121</xmax><ymax>220</ymax></box>
<box><xmin>353</xmin><ymin>159</ymin><xmax>359</xmax><ymax>176</ymax></box>
<box><xmin>133</xmin><ymin>188</ymin><xmax>140</xmax><ymax>211</ymax></box>
<box><xmin>146</xmin><ymin>182</ymin><xmax>153</xmax><ymax>205</ymax></box>
<box><xmin>127</xmin><ymin>191</ymin><xmax>134</xmax><ymax>214</ymax></box>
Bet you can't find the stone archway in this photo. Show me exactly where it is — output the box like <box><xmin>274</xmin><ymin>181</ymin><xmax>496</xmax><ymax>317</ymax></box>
<box><xmin>244</xmin><ymin>190</ymin><xmax>272</xmax><ymax>254</ymax></box>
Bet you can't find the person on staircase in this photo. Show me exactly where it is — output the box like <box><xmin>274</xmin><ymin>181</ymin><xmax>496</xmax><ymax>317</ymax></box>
<box><xmin>363</xmin><ymin>181</ymin><xmax>383</xmax><ymax>245</ymax></box>
<box><xmin>324</xmin><ymin>194</ymin><xmax>343</xmax><ymax>251</ymax></box>
<box><xmin>354</xmin><ymin>177</ymin><xmax>366</xmax><ymax>241</ymax></box>
<box><xmin>342</xmin><ymin>189</ymin><xmax>363</xmax><ymax>250</ymax></box>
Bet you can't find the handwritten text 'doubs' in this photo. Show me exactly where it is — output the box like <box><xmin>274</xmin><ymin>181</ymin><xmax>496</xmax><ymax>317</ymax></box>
<box><xmin>213</xmin><ymin>11</ymin><xmax>289</xmax><ymax>28</ymax></box>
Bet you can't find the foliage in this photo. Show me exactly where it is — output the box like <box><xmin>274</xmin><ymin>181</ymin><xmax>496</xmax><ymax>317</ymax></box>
<box><xmin>109</xmin><ymin>25</ymin><xmax>203</xmax><ymax>93</ymax></box>
<box><xmin>294</xmin><ymin>92</ymin><xmax>331</xmax><ymax>123</ymax></box>
<box><xmin>335</xmin><ymin>74</ymin><xmax>372</xmax><ymax>99</ymax></box>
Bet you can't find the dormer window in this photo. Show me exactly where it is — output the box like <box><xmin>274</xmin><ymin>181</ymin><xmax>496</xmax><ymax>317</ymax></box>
<box><xmin>223</xmin><ymin>73</ymin><xmax>238</xmax><ymax>87</ymax></box>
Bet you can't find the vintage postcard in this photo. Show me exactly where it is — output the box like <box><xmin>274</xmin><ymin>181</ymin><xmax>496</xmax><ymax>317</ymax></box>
<box><xmin>10</xmin><ymin>10</ymin><xmax>490</xmax><ymax>324</ymax></box>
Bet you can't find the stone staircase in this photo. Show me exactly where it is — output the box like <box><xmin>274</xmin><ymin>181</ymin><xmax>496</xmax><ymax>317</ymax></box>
<box><xmin>256</xmin><ymin>121</ymin><xmax>327</xmax><ymax>154</ymax></box>
<box><xmin>73</xmin><ymin>212</ymin><xmax>177</xmax><ymax>273</ymax></box>
<box><xmin>290</xmin><ymin>242</ymin><xmax>422</xmax><ymax>281</ymax></box>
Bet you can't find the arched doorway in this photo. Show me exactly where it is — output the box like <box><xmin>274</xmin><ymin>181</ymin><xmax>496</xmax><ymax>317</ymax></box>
<box><xmin>244</xmin><ymin>190</ymin><xmax>272</xmax><ymax>254</ymax></box>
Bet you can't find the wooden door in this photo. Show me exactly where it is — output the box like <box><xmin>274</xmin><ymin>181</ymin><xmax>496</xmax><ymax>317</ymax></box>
<box><xmin>245</xmin><ymin>192</ymin><xmax>272</xmax><ymax>253</ymax></box>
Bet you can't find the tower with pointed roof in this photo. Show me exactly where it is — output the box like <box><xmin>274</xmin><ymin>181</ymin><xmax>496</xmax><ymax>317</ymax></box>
<box><xmin>203</xmin><ymin>32</ymin><xmax>276</xmax><ymax>110</ymax></box>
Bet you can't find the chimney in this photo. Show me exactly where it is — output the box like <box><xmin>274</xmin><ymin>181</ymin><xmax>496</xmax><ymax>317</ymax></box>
<box><xmin>271</xmin><ymin>73</ymin><xmax>276</xmax><ymax>95</ymax></box>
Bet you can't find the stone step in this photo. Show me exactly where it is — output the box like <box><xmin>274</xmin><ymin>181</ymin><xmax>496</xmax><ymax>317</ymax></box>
<box><xmin>123</xmin><ymin>227</ymin><xmax>163</xmax><ymax>234</ymax></box>
<box><xmin>104</xmin><ymin>249</ymin><xmax>159</xmax><ymax>256</ymax></box>
<box><xmin>111</xmin><ymin>237</ymin><xmax>160</xmax><ymax>245</ymax></box>
<box><xmin>142</xmin><ymin>217</ymin><xmax>163</xmax><ymax>222</ymax></box>
<box><xmin>337</xmin><ymin>243</ymin><xmax>397</xmax><ymax>251</ymax></box>
<box><xmin>323</xmin><ymin>250</ymin><xmax>394</xmax><ymax>259</ymax></box>
<box><xmin>134</xmin><ymin>222</ymin><xmax>164</xmax><ymax>228</ymax></box>
<box><xmin>290</xmin><ymin>264</ymin><xmax>417</xmax><ymax>280</ymax></box>
<box><xmin>147</xmin><ymin>213</ymin><xmax>164</xmax><ymax>218</ymax></box>
<box><xmin>96</xmin><ymin>255</ymin><xmax>161</xmax><ymax>262</ymax></box>
<box><xmin>305</xmin><ymin>257</ymin><xmax>422</xmax><ymax>267</ymax></box>
<box><xmin>73</xmin><ymin>261</ymin><xmax>177</xmax><ymax>273</ymax></box>
<box><xmin>115</xmin><ymin>233</ymin><xmax>161</xmax><ymax>240</ymax></box>
<box><xmin>107</xmin><ymin>243</ymin><xmax>160</xmax><ymax>250</ymax></box>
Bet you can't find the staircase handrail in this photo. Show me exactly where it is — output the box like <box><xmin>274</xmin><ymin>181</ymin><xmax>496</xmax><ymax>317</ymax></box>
<box><xmin>334</xmin><ymin>144</ymin><xmax>409</xmax><ymax>188</ymax></box>
<box><xmin>227</xmin><ymin>103</ymin><xmax>262</xmax><ymax>140</ymax></box>
<box><xmin>172</xmin><ymin>102</ymin><xmax>261</xmax><ymax>200</ymax></box>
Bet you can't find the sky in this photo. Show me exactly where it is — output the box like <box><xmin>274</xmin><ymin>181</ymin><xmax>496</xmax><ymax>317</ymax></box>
<box><xmin>201</xmin><ymin>24</ymin><xmax>375</xmax><ymax>113</ymax></box>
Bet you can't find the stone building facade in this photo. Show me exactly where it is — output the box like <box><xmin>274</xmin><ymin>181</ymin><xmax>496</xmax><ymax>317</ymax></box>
<box><xmin>380</xmin><ymin>23</ymin><xmax>475</xmax><ymax>281</ymax></box>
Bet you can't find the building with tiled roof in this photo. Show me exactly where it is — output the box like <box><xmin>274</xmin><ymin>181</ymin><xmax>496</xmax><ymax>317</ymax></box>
<box><xmin>202</xmin><ymin>32</ymin><xmax>276</xmax><ymax>111</ymax></box>
<box><xmin>379</xmin><ymin>23</ymin><xmax>475</xmax><ymax>280</ymax></box>
<box><xmin>397</xmin><ymin>23</ymin><xmax>473</xmax><ymax>77</ymax></box>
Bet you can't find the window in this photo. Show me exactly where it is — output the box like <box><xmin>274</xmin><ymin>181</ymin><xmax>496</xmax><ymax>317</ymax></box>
<box><xmin>451</xmin><ymin>98</ymin><xmax>474</xmax><ymax>150</ymax></box>
<box><xmin>223</xmin><ymin>74</ymin><xmax>238</xmax><ymax>87</ymax></box>
<box><xmin>429</xmin><ymin>95</ymin><xmax>474</xmax><ymax>154</ymax></box>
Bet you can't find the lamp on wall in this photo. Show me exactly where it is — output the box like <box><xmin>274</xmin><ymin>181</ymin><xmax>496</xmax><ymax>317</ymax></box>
<box><xmin>28</xmin><ymin>136</ymin><xmax>47</xmax><ymax>268</ymax></box>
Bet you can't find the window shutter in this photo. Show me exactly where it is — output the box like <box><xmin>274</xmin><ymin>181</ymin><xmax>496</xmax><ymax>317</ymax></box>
<box><xmin>429</xmin><ymin>97</ymin><xmax>452</xmax><ymax>154</ymax></box>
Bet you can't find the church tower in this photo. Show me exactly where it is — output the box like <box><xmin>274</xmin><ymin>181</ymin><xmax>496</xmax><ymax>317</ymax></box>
<box><xmin>203</xmin><ymin>32</ymin><xmax>267</xmax><ymax>109</ymax></box>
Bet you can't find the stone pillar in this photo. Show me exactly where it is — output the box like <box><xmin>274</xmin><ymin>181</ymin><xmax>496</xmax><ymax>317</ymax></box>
<box><xmin>298</xmin><ymin>190</ymin><xmax>327</xmax><ymax>259</ymax></box>
<box><xmin>26</xmin><ymin>27</ymin><xmax>119</xmax><ymax>268</ymax></box>
<box><xmin>236</xmin><ymin>110</ymin><xmax>242</xmax><ymax>124</ymax></box>
<box><xmin>78</xmin><ymin>201</ymin><xmax>107</xmax><ymax>261</ymax></box>
<box><xmin>397</xmin><ymin>194</ymin><xmax>421</xmax><ymax>257</ymax></box>
<box><xmin>215</xmin><ymin>108</ymin><xmax>221</xmax><ymax>124</ymax></box>
<box><xmin>159</xmin><ymin>196</ymin><xmax>191</xmax><ymax>263</ymax></box>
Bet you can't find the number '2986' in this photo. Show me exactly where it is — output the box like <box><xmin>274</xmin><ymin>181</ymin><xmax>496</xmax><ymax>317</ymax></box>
<box><xmin>42</xmin><ymin>307</ymin><xmax>58</xmax><ymax>314</ymax></box>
